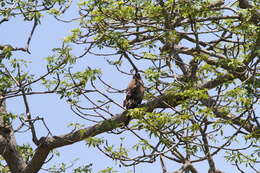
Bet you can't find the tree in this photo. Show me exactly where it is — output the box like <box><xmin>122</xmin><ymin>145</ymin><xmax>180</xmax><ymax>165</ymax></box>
<box><xmin>0</xmin><ymin>0</ymin><xmax>259</xmax><ymax>172</ymax></box>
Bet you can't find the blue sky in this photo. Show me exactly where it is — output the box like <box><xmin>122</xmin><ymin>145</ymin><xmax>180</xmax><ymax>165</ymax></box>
<box><xmin>1</xmin><ymin>1</ymin><xmax>258</xmax><ymax>173</ymax></box>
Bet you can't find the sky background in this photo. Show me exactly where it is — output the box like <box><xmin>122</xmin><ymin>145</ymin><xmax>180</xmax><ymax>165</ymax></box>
<box><xmin>0</xmin><ymin>1</ymin><xmax>258</xmax><ymax>173</ymax></box>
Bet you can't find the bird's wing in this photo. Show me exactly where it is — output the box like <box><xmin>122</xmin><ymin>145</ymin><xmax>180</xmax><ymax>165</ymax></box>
<box><xmin>124</xmin><ymin>79</ymin><xmax>137</xmax><ymax>107</ymax></box>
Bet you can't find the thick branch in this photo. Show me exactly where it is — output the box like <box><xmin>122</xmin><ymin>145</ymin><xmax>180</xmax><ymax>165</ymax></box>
<box><xmin>173</xmin><ymin>160</ymin><xmax>198</xmax><ymax>173</ymax></box>
<box><xmin>0</xmin><ymin>135</ymin><xmax>27</xmax><ymax>173</ymax></box>
<box><xmin>22</xmin><ymin>112</ymin><xmax>129</xmax><ymax>173</ymax></box>
<box><xmin>22</xmin><ymin>69</ymin><xmax>259</xmax><ymax>173</ymax></box>
<box><xmin>178</xmin><ymin>46</ymin><xmax>260</xmax><ymax>87</ymax></box>
<box><xmin>200</xmin><ymin>126</ymin><xmax>217</xmax><ymax>172</ymax></box>
<box><xmin>0</xmin><ymin>97</ymin><xmax>26</xmax><ymax>173</ymax></box>
<box><xmin>201</xmin><ymin>98</ymin><xmax>260</xmax><ymax>138</ymax></box>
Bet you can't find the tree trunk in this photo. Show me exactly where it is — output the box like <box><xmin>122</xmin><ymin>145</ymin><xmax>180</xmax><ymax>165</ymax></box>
<box><xmin>0</xmin><ymin>94</ymin><xmax>26</xmax><ymax>173</ymax></box>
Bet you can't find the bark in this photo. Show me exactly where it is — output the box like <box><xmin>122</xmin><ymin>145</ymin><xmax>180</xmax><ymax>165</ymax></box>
<box><xmin>1</xmin><ymin>65</ymin><xmax>259</xmax><ymax>173</ymax></box>
<box><xmin>21</xmin><ymin>73</ymin><xmax>259</xmax><ymax>172</ymax></box>
<box><xmin>0</xmin><ymin>95</ymin><xmax>26</xmax><ymax>173</ymax></box>
<box><xmin>3</xmin><ymin>71</ymin><xmax>258</xmax><ymax>173</ymax></box>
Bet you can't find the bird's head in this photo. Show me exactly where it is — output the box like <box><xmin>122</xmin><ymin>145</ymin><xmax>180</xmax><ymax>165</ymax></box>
<box><xmin>133</xmin><ymin>73</ymin><xmax>141</xmax><ymax>79</ymax></box>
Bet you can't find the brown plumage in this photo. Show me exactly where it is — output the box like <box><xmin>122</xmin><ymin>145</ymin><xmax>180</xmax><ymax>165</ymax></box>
<box><xmin>123</xmin><ymin>73</ymin><xmax>145</xmax><ymax>109</ymax></box>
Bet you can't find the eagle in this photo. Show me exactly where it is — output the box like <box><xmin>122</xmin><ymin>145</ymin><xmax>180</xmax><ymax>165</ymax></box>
<box><xmin>123</xmin><ymin>73</ymin><xmax>145</xmax><ymax>109</ymax></box>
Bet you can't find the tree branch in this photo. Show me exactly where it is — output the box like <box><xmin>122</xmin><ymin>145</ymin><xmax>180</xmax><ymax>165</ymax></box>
<box><xmin>201</xmin><ymin>98</ymin><xmax>260</xmax><ymax>138</ymax></box>
<box><xmin>173</xmin><ymin>160</ymin><xmax>198</xmax><ymax>173</ymax></box>
<box><xmin>0</xmin><ymin>135</ymin><xmax>27</xmax><ymax>173</ymax></box>
<box><xmin>0</xmin><ymin>96</ymin><xmax>26</xmax><ymax>173</ymax></box>
<box><xmin>21</xmin><ymin>63</ymin><xmax>259</xmax><ymax>173</ymax></box>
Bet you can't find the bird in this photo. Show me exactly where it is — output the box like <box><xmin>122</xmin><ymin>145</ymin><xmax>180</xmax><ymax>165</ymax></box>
<box><xmin>123</xmin><ymin>73</ymin><xmax>145</xmax><ymax>125</ymax></box>
<box><xmin>123</xmin><ymin>73</ymin><xmax>145</xmax><ymax>109</ymax></box>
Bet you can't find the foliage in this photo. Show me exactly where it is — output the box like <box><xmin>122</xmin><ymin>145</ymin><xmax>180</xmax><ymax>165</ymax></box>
<box><xmin>0</xmin><ymin>0</ymin><xmax>259</xmax><ymax>173</ymax></box>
